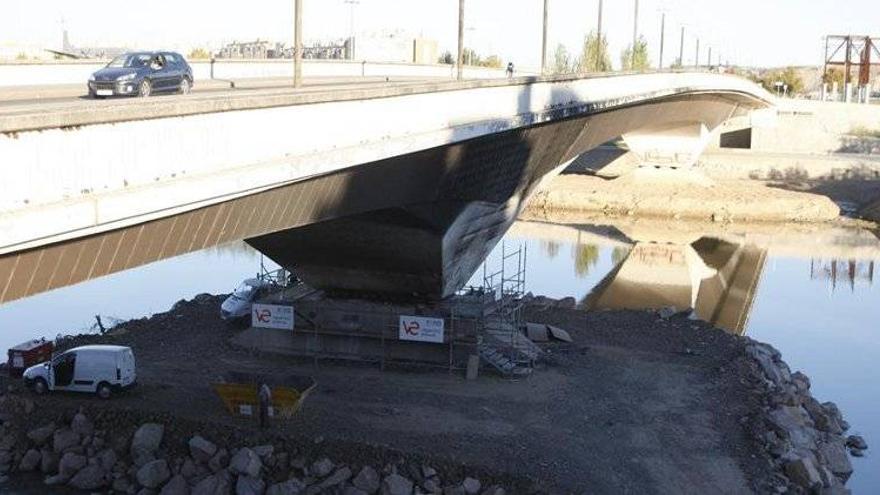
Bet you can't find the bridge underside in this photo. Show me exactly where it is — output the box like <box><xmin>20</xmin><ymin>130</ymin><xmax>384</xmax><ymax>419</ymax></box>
<box><xmin>0</xmin><ymin>92</ymin><xmax>760</xmax><ymax>303</ymax></box>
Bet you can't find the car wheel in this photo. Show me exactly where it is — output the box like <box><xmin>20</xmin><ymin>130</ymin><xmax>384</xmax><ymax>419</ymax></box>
<box><xmin>139</xmin><ymin>80</ymin><xmax>152</xmax><ymax>97</ymax></box>
<box><xmin>96</xmin><ymin>382</ymin><xmax>112</xmax><ymax>400</ymax></box>
<box><xmin>33</xmin><ymin>378</ymin><xmax>47</xmax><ymax>396</ymax></box>
<box><xmin>180</xmin><ymin>78</ymin><xmax>192</xmax><ymax>95</ymax></box>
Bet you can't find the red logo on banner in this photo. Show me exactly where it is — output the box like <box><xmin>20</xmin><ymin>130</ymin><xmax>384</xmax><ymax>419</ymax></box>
<box><xmin>402</xmin><ymin>321</ymin><xmax>420</xmax><ymax>335</ymax></box>
<box><xmin>254</xmin><ymin>309</ymin><xmax>272</xmax><ymax>323</ymax></box>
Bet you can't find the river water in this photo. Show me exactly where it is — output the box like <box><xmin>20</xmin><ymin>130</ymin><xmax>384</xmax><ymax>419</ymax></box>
<box><xmin>0</xmin><ymin>218</ymin><xmax>876</xmax><ymax>492</ymax></box>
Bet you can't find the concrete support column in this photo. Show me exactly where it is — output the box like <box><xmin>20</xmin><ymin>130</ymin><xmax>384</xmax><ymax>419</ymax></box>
<box><xmin>620</xmin><ymin>122</ymin><xmax>715</xmax><ymax>185</ymax></box>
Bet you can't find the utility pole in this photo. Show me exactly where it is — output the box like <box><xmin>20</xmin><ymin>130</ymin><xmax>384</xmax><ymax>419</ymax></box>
<box><xmin>631</xmin><ymin>0</ymin><xmax>639</xmax><ymax>69</ymax></box>
<box><xmin>294</xmin><ymin>0</ymin><xmax>302</xmax><ymax>88</ymax></box>
<box><xmin>596</xmin><ymin>0</ymin><xmax>604</xmax><ymax>71</ymax></box>
<box><xmin>707</xmin><ymin>46</ymin><xmax>712</xmax><ymax>66</ymax></box>
<box><xmin>695</xmin><ymin>37</ymin><xmax>699</xmax><ymax>68</ymax></box>
<box><xmin>658</xmin><ymin>12</ymin><xmax>665</xmax><ymax>69</ymax></box>
<box><xmin>679</xmin><ymin>26</ymin><xmax>684</xmax><ymax>67</ymax></box>
<box><xmin>344</xmin><ymin>0</ymin><xmax>359</xmax><ymax>60</ymax></box>
<box><xmin>542</xmin><ymin>0</ymin><xmax>549</xmax><ymax>74</ymax></box>
<box><xmin>457</xmin><ymin>0</ymin><xmax>465</xmax><ymax>80</ymax></box>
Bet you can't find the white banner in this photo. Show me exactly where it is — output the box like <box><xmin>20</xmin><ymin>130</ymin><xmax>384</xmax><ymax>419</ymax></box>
<box><xmin>399</xmin><ymin>315</ymin><xmax>445</xmax><ymax>343</ymax></box>
<box><xmin>252</xmin><ymin>304</ymin><xmax>294</xmax><ymax>330</ymax></box>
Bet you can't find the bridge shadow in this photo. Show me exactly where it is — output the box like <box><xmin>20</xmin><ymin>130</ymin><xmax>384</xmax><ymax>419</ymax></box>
<box><xmin>246</xmin><ymin>82</ymin><xmax>595</xmax><ymax>299</ymax></box>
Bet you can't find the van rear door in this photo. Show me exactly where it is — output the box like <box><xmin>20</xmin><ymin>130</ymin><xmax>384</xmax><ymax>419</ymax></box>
<box><xmin>118</xmin><ymin>348</ymin><xmax>136</xmax><ymax>386</ymax></box>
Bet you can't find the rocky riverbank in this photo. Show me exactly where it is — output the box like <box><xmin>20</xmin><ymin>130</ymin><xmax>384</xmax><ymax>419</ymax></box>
<box><xmin>0</xmin><ymin>396</ymin><xmax>512</xmax><ymax>494</ymax></box>
<box><xmin>0</xmin><ymin>294</ymin><xmax>868</xmax><ymax>493</ymax></box>
<box><xmin>743</xmin><ymin>339</ymin><xmax>868</xmax><ymax>493</ymax></box>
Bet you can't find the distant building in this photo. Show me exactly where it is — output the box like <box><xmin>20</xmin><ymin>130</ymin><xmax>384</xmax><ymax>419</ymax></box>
<box><xmin>218</xmin><ymin>40</ymin><xmax>270</xmax><ymax>59</ymax></box>
<box><xmin>412</xmin><ymin>38</ymin><xmax>438</xmax><ymax>65</ymax></box>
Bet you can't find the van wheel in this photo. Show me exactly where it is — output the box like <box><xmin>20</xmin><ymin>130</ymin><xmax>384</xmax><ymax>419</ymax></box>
<box><xmin>96</xmin><ymin>382</ymin><xmax>113</xmax><ymax>400</ymax></box>
<box><xmin>33</xmin><ymin>378</ymin><xmax>47</xmax><ymax>395</ymax></box>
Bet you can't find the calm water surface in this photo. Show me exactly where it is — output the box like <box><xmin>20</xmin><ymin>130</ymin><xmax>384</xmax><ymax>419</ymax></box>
<box><xmin>0</xmin><ymin>219</ymin><xmax>876</xmax><ymax>492</ymax></box>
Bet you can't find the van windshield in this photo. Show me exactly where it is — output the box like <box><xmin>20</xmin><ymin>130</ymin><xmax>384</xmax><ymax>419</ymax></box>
<box><xmin>232</xmin><ymin>283</ymin><xmax>257</xmax><ymax>300</ymax></box>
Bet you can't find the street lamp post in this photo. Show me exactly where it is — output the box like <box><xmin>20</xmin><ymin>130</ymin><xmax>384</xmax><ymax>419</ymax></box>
<box><xmin>542</xmin><ymin>0</ymin><xmax>549</xmax><ymax>74</ymax></box>
<box><xmin>631</xmin><ymin>0</ymin><xmax>639</xmax><ymax>69</ymax></box>
<box><xmin>658</xmin><ymin>12</ymin><xmax>665</xmax><ymax>69</ymax></box>
<box><xmin>695</xmin><ymin>37</ymin><xmax>699</xmax><ymax>68</ymax></box>
<box><xmin>344</xmin><ymin>0</ymin><xmax>359</xmax><ymax>60</ymax></box>
<box><xmin>596</xmin><ymin>0</ymin><xmax>604</xmax><ymax>71</ymax></box>
<box><xmin>457</xmin><ymin>0</ymin><xmax>465</xmax><ymax>80</ymax></box>
<box><xmin>294</xmin><ymin>0</ymin><xmax>302</xmax><ymax>88</ymax></box>
<box><xmin>679</xmin><ymin>26</ymin><xmax>684</xmax><ymax>67</ymax></box>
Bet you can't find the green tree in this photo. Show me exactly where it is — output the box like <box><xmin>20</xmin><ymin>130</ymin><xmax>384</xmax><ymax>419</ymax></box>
<box><xmin>188</xmin><ymin>48</ymin><xmax>212</xmax><ymax>59</ymax></box>
<box><xmin>576</xmin><ymin>31</ymin><xmax>611</xmax><ymax>73</ymax></box>
<box><xmin>670</xmin><ymin>56</ymin><xmax>683</xmax><ymax>69</ymax></box>
<box><xmin>573</xmin><ymin>244</ymin><xmax>600</xmax><ymax>278</ymax></box>
<box><xmin>611</xmin><ymin>246</ymin><xmax>631</xmax><ymax>266</ymax></box>
<box><xmin>551</xmin><ymin>43</ymin><xmax>572</xmax><ymax>74</ymax></box>
<box><xmin>481</xmin><ymin>55</ymin><xmax>503</xmax><ymax>69</ymax></box>
<box><xmin>15</xmin><ymin>52</ymin><xmax>28</xmax><ymax>61</ymax></box>
<box><xmin>823</xmin><ymin>67</ymin><xmax>844</xmax><ymax>87</ymax></box>
<box><xmin>438</xmin><ymin>51</ymin><xmax>455</xmax><ymax>65</ymax></box>
<box><xmin>755</xmin><ymin>67</ymin><xmax>804</xmax><ymax>96</ymax></box>
<box><xmin>620</xmin><ymin>36</ymin><xmax>650</xmax><ymax>71</ymax></box>
<box><xmin>542</xmin><ymin>241</ymin><xmax>560</xmax><ymax>259</ymax></box>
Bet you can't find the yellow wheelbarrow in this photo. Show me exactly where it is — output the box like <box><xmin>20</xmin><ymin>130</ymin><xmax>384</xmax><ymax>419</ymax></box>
<box><xmin>212</xmin><ymin>371</ymin><xmax>315</xmax><ymax>419</ymax></box>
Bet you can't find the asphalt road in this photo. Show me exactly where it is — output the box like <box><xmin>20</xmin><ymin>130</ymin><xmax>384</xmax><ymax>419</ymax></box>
<box><xmin>0</xmin><ymin>75</ymin><xmax>443</xmax><ymax>111</ymax></box>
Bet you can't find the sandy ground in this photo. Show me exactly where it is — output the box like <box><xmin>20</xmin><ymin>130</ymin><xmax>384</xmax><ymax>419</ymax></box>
<box><xmin>1</xmin><ymin>295</ymin><xmax>778</xmax><ymax>494</ymax></box>
<box><xmin>528</xmin><ymin>173</ymin><xmax>842</xmax><ymax>223</ymax></box>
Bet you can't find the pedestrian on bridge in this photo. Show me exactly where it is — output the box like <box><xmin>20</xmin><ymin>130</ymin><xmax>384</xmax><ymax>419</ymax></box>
<box><xmin>506</xmin><ymin>62</ymin><xmax>515</xmax><ymax>78</ymax></box>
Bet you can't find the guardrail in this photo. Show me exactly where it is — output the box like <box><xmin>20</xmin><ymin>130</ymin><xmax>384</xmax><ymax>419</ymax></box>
<box><xmin>0</xmin><ymin>59</ymin><xmax>528</xmax><ymax>87</ymax></box>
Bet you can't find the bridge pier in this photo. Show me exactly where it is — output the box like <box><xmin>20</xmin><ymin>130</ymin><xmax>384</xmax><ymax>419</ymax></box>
<box><xmin>618</xmin><ymin>122</ymin><xmax>716</xmax><ymax>186</ymax></box>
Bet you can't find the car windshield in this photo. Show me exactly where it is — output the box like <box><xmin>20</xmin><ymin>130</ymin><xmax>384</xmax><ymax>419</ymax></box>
<box><xmin>232</xmin><ymin>282</ymin><xmax>258</xmax><ymax>300</ymax></box>
<box><xmin>106</xmin><ymin>54</ymin><xmax>151</xmax><ymax>69</ymax></box>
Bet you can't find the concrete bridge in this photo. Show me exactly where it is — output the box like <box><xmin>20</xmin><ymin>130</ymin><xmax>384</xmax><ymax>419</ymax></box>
<box><xmin>0</xmin><ymin>72</ymin><xmax>772</xmax><ymax>304</ymax></box>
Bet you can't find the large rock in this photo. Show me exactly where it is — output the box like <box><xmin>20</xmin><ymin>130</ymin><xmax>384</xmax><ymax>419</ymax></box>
<box><xmin>767</xmin><ymin>406</ymin><xmax>815</xmax><ymax>449</ymax></box>
<box><xmin>310</xmin><ymin>457</ymin><xmax>335</xmax><ymax>478</ymax></box>
<box><xmin>803</xmin><ymin>397</ymin><xmax>843</xmax><ymax>434</ymax></box>
<box><xmin>461</xmin><ymin>477</ymin><xmax>481</xmax><ymax>495</ymax></box>
<box><xmin>161</xmin><ymin>474</ymin><xmax>191</xmax><ymax>495</ymax></box>
<box><xmin>266</xmin><ymin>478</ymin><xmax>306</xmax><ymax>495</ymax></box>
<box><xmin>353</xmin><ymin>466</ymin><xmax>380</xmax><ymax>494</ymax></box>
<box><xmin>70</xmin><ymin>412</ymin><xmax>94</xmax><ymax>437</ymax></box>
<box><xmin>193</xmin><ymin>473</ymin><xmax>232</xmax><ymax>495</ymax></box>
<box><xmin>27</xmin><ymin>423</ymin><xmax>56</xmax><ymax>446</ymax></box>
<box><xmin>53</xmin><ymin>428</ymin><xmax>79</xmax><ymax>453</ymax></box>
<box><xmin>253</xmin><ymin>445</ymin><xmax>274</xmax><ymax>459</ymax></box>
<box><xmin>58</xmin><ymin>452</ymin><xmax>87</xmax><ymax>478</ymax></box>
<box><xmin>137</xmin><ymin>459</ymin><xmax>171</xmax><ymax>489</ymax></box>
<box><xmin>18</xmin><ymin>449</ymin><xmax>41</xmax><ymax>472</ymax></box>
<box><xmin>746</xmin><ymin>345</ymin><xmax>790</xmax><ymax>387</ymax></box>
<box><xmin>316</xmin><ymin>467</ymin><xmax>352</xmax><ymax>490</ymax></box>
<box><xmin>40</xmin><ymin>450</ymin><xmax>58</xmax><ymax>474</ymax></box>
<box><xmin>210</xmin><ymin>448</ymin><xmax>229</xmax><ymax>472</ymax></box>
<box><xmin>381</xmin><ymin>473</ymin><xmax>413</xmax><ymax>495</ymax></box>
<box><xmin>230</xmin><ymin>447</ymin><xmax>262</xmax><ymax>478</ymax></box>
<box><xmin>97</xmin><ymin>448</ymin><xmax>117</xmax><ymax>472</ymax></box>
<box><xmin>784</xmin><ymin>457</ymin><xmax>822</xmax><ymax>490</ymax></box>
<box><xmin>68</xmin><ymin>464</ymin><xmax>107</xmax><ymax>490</ymax></box>
<box><xmin>236</xmin><ymin>474</ymin><xmax>266</xmax><ymax>495</ymax></box>
<box><xmin>818</xmin><ymin>440</ymin><xmax>853</xmax><ymax>479</ymax></box>
<box><xmin>131</xmin><ymin>423</ymin><xmax>165</xmax><ymax>463</ymax></box>
<box><xmin>846</xmin><ymin>435</ymin><xmax>868</xmax><ymax>450</ymax></box>
<box><xmin>189</xmin><ymin>435</ymin><xmax>218</xmax><ymax>463</ymax></box>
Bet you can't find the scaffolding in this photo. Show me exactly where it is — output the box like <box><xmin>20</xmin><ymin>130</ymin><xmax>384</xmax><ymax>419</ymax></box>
<box><xmin>478</xmin><ymin>242</ymin><xmax>541</xmax><ymax>376</ymax></box>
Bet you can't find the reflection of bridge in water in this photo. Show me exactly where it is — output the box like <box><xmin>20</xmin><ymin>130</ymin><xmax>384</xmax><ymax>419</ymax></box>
<box><xmin>511</xmin><ymin>219</ymin><xmax>880</xmax><ymax>335</ymax></box>
<box><xmin>583</xmin><ymin>239</ymin><xmax>766</xmax><ymax>335</ymax></box>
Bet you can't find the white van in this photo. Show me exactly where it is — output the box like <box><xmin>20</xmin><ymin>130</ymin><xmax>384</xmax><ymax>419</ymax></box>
<box><xmin>23</xmin><ymin>345</ymin><xmax>136</xmax><ymax>399</ymax></box>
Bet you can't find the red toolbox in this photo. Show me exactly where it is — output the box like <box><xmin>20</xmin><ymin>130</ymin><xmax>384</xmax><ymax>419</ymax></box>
<box><xmin>7</xmin><ymin>339</ymin><xmax>54</xmax><ymax>377</ymax></box>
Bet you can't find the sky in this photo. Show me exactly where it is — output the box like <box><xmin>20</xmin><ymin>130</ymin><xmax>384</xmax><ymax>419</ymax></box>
<box><xmin>1</xmin><ymin>0</ymin><xmax>877</xmax><ymax>69</ymax></box>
